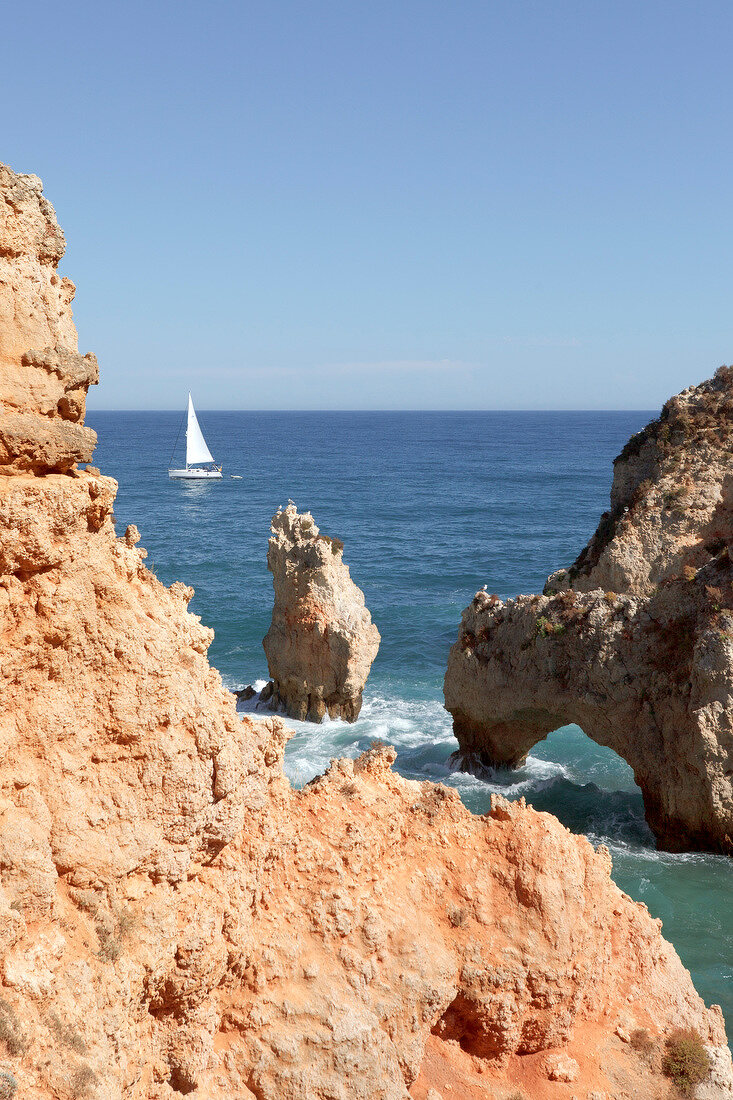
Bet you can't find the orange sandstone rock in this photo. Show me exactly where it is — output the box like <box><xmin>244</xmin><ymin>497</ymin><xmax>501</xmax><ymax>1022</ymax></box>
<box><xmin>0</xmin><ymin>165</ymin><xmax>96</xmax><ymax>473</ymax></box>
<box><xmin>0</xmin><ymin>161</ymin><xmax>730</xmax><ymax>1100</ymax></box>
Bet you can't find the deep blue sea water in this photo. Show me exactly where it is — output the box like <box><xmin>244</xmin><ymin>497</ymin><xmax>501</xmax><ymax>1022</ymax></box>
<box><xmin>88</xmin><ymin>410</ymin><xmax>733</xmax><ymax>1030</ymax></box>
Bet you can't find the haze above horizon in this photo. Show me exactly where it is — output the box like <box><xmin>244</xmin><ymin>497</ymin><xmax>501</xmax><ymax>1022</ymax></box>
<box><xmin>3</xmin><ymin>1</ymin><xmax>732</xmax><ymax>411</ymax></box>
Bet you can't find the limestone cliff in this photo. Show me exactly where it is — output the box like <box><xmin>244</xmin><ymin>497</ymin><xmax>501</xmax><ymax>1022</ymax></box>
<box><xmin>550</xmin><ymin>368</ymin><xmax>733</xmax><ymax>596</ymax></box>
<box><xmin>262</xmin><ymin>504</ymin><xmax>380</xmax><ymax>721</ymax></box>
<box><xmin>0</xmin><ymin>162</ymin><xmax>730</xmax><ymax>1100</ymax></box>
<box><xmin>0</xmin><ymin>166</ymin><xmax>97</xmax><ymax>474</ymax></box>
<box><xmin>445</xmin><ymin>371</ymin><xmax>733</xmax><ymax>854</ymax></box>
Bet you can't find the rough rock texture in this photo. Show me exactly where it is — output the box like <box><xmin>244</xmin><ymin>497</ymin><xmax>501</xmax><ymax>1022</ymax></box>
<box><xmin>0</xmin><ymin>163</ymin><xmax>730</xmax><ymax>1099</ymax></box>
<box><xmin>445</xmin><ymin>370</ymin><xmax>733</xmax><ymax>853</ymax></box>
<box><xmin>262</xmin><ymin>504</ymin><xmax>380</xmax><ymax>721</ymax></box>
<box><xmin>551</xmin><ymin>368</ymin><xmax>733</xmax><ymax>597</ymax></box>
<box><xmin>0</xmin><ymin>165</ymin><xmax>97</xmax><ymax>473</ymax></box>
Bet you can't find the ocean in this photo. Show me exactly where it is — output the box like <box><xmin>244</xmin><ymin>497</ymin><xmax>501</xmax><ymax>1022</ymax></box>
<box><xmin>88</xmin><ymin>409</ymin><xmax>733</xmax><ymax>1030</ymax></box>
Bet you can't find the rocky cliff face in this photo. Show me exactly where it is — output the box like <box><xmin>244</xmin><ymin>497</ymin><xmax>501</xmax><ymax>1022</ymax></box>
<box><xmin>262</xmin><ymin>504</ymin><xmax>380</xmax><ymax>721</ymax></box>
<box><xmin>445</xmin><ymin>370</ymin><xmax>733</xmax><ymax>854</ymax></box>
<box><xmin>0</xmin><ymin>166</ymin><xmax>98</xmax><ymax>474</ymax></box>
<box><xmin>0</xmin><ymin>162</ymin><xmax>730</xmax><ymax>1100</ymax></box>
<box><xmin>550</xmin><ymin>368</ymin><xmax>733</xmax><ymax>597</ymax></box>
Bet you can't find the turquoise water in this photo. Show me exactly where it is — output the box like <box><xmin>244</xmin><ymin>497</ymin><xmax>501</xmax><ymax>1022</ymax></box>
<box><xmin>88</xmin><ymin>410</ymin><xmax>733</xmax><ymax>1030</ymax></box>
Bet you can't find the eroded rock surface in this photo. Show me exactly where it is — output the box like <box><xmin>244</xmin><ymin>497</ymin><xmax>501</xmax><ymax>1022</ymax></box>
<box><xmin>0</xmin><ymin>165</ymin><xmax>97</xmax><ymax>473</ymax></box>
<box><xmin>552</xmin><ymin>368</ymin><xmax>733</xmax><ymax>597</ymax></box>
<box><xmin>445</xmin><ymin>370</ymin><xmax>733</xmax><ymax>853</ymax></box>
<box><xmin>0</xmin><ymin>162</ymin><xmax>730</xmax><ymax>1100</ymax></box>
<box><xmin>262</xmin><ymin>504</ymin><xmax>380</xmax><ymax>721</ymax></box>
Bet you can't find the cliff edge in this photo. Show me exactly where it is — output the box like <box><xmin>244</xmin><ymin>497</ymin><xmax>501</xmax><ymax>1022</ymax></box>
<box><xmin>0</xmin><ymin>163</ymin><xmax>730</xmax><ymax>1100</ymax></box>
<box><xmin>444</xmin><ymin>371</ymin><xmax>733</xmax><ymax>854</ymax></box>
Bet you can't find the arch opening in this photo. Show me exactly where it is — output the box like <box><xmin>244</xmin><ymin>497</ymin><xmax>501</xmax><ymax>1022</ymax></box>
<box><xmin>454</xmin><ymin>722</ymin><xmax>653</xmax><ymax>850</ymax></box>
<box><xmin>522</xmin><ymin>724</ymin><xmax>651</xmax><ymax>848</ymax></box>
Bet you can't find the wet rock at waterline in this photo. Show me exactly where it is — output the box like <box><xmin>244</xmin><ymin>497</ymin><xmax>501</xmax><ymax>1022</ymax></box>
<box><xmin>234</xmin><ymin>684</ymin><xmax>257</xmax><ymax>702</ymax></box>
<box><xmin>444</xmin><ymin>368</ymin><xmax>733</xmax><ymax>855</ymax></box>
<box><xmin>262</xmin><ymin>503</ymin><xmax>380</xmax><ymax>721</ymax></box>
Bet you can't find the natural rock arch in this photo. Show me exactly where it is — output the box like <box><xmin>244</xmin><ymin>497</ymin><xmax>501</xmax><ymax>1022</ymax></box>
<box><xmin>445</xmin><ymin>371</ymin><xmax>733</xmax><ymax>854</ymax></box>
<box><xmin>445</xmin><ymin>583</ymin><xmax>733</xmax><ymax>853</ymax></box>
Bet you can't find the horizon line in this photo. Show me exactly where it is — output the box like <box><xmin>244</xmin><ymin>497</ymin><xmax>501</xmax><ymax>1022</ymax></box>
<box><xmin>86</xmin><ymin>407</ymin><xmax>658</xmax><ymax>415</ymax></box>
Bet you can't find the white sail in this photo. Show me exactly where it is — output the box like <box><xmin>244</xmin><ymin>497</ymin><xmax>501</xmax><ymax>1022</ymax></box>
<box><xmin>186</xmin><ymin>393</ymin><xmax>215</xmax><ymax>465</ymax></box>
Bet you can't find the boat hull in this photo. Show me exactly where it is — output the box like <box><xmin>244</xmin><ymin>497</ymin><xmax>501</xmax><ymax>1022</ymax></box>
<box><xmin>168</xmin><ymin>468</ymin><xmax>223</xmax><ymax>480</ymax></box>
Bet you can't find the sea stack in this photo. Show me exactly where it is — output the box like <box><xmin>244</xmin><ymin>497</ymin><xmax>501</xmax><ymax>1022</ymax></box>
<box><xmin>262</xmin><ymin>503</ymin><xmax>380</xmax><ymax>721</ymax></box>
<box><xmin>444</xmin><ymin>368</ymin><xmax>733</xmax><ymax>854</ymax></box>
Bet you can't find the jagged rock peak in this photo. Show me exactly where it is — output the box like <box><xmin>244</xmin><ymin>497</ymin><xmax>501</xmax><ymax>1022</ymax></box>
<box><xmin>445</xmin><ymin>367</ymin><xmax>733</xmax><ymax>854</ymax></box>
<box><xmin>262</xmin><ymin>502</ymin><xmax>380</xmax><ymax>721</ymax></box>
<box><xmin>549</xmin><ymin>365</ymin><xmax>733</xmax><ymax>596</ymax></box>
<box><xmin>0</xmin><ymin>162</ymin><xmax>97</xmax><ymax>474</ymax></box>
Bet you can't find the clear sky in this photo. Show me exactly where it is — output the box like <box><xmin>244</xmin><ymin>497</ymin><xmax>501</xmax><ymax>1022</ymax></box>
<box><xmin>3</xmin><ymin>1</ymin><xmax>732</xmax><ymax>409</ymax></box>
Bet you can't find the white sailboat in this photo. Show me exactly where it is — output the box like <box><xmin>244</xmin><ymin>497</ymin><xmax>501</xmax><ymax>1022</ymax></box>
<box><xmin>168</xmin><ymin>394</ymin><xmax>223</xmax><ymax>479</ymax></box>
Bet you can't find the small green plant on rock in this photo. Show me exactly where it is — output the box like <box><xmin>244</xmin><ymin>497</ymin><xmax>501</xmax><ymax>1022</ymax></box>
<box><xmin>630</xmin><ymin>1027</ymin><xmax>656</xmax><ymax>1058</ymax></box>
<box><xmin>0</xmin><ymin>1069</ymin><xmax>17</xmax><ymax>1099</ymax></box>
<box><xmin>318</xmin><ymin>533</ymin><xmax>343</xmax><ymax>555</ymax></box>
<box><xmin>95</xmin><ymin>920</ymin><xmax>122</xmax><ymax>962</ymax></box>
<box><xmin>48</xmin><ymin>1012</ymin><xmax>86</xmax><ymax>1054</ymax></box>
<box><xmin>70</xmin><ymin>1063</ymin><xmax>97</xmax><ymax>1097</ymax></box>
<box><xmin>663</xmin><ymin>487</ymin><xmax>687</xmax><ymax>511</ymax></box>
<box><xmin>705</xmin><ymin>584</ymin><xmax>723</xmax><ymax>611</ymax></box>
<box><xmin>115</xmin><ymin>906</ymin><xmax>138</xmax><ymax>939</ymax></box>
<box><xmin>0</xmin><ymin>999</ymin><xmax>27</xmax><ymax>1057</ymax></box>
<box><xmin>535</xmin><ymin>615</ymin><xmax>565</xmax><ymax>638</ymax></box>
<box><xmin>662</xmin><ymin>1028</ymin><xmax>711</xmax><ymax>1095</ymax></box>
<box><xmin>95</xmin><ymin>904</ymin><xmax>138</xmax><ymax>962</ymax></box>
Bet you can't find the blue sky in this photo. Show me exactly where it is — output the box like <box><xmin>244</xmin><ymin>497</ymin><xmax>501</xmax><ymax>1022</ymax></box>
<box><xmin>3</xmin><ymin>1</ymin><xmax>732</xmax><ymax>409</ymax></box>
